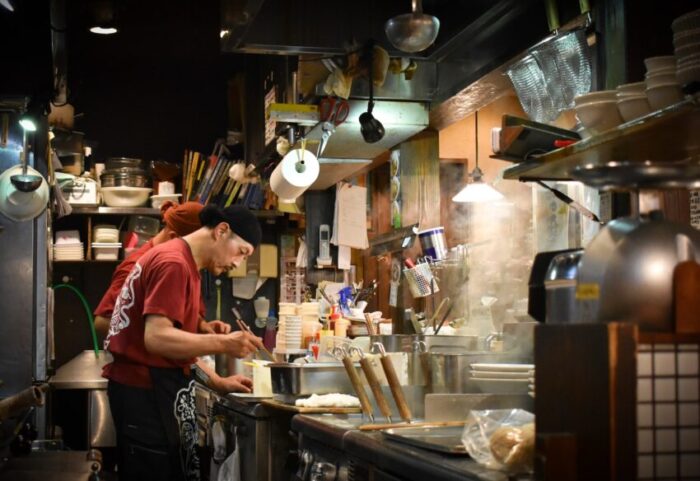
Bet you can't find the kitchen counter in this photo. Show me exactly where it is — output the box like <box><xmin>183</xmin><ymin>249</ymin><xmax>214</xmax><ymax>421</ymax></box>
<box><xmin>49</xmin><ymin>350</ymin><xmax>111</xmax><ymax>389</ymax></box>
<box><xmin>295</xmin><ymin>414</ymin><xmax>519</xmax><ymax>481</ymax></box>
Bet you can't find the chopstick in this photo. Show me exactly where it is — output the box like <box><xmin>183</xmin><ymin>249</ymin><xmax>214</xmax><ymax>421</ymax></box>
<box><xmin>235</xmin><ymin>318</ymin><xmax>275</xmax><ymax>361</ymax></box>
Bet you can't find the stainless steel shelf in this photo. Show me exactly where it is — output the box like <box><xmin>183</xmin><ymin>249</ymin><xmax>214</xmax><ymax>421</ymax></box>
<box><xmin>503</xmin><ymin>97</ymin><xmax>700</xmax><ymax>181</ymax></box>
<box><xmin>68</xmin><ymin>206</ymin><xmax>285</xmax><ymax>217</ymax></box>
<box><xmin>69</xmin><ymin>206</ymin><xmax>161</xmax><ymax>215</ymax></box>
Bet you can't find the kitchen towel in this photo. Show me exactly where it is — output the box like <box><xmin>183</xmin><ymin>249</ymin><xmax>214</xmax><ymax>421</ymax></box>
<box><xmin>270</xmin><ymin>148</ymin><xmax>319</xmax><ymax>202</ymax></box>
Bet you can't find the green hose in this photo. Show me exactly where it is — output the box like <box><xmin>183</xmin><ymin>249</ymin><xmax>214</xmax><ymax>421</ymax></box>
<box><xmin>53</xmin><ymin>283</ymin><xmax>100</xmax><ymax>357</ymax></box>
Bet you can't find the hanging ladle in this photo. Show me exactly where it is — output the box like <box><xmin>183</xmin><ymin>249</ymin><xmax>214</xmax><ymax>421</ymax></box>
<box><xmin>384</xmin><ymin>0</ymin><xmax>440</xmax><ymax>53</ymax></box>
<box><xmin>359</xmin><ymin>44</ymin><xmax>385</xmax><ymax>144</ymax></box>
<box><xmin>11</xmin><ymin>129</ymin><xmax>42</xmax><ymax>192</ymax></box>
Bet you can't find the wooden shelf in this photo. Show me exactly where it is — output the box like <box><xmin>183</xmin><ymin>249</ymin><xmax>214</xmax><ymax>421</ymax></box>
<box><xmin>503</xmin><ymin>97</ymin><xmax>700</xmax><ymax>181</ymax></box>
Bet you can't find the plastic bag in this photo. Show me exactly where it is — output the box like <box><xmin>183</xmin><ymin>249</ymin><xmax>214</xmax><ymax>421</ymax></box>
<box><xmin>461</xmin><ymin>409</ymin><xmax>535</xmax><ymax>474</ymax></box>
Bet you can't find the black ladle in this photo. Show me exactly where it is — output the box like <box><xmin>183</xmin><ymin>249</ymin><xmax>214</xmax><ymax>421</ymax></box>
<box><xmin>11</xmin><ymin>131</ymin><xmax>42</xmax><ymax>192</ymax></box>
<box><xmin>360</xmin><ymin>44</ymin><xmax>385</xmax><ymax>144</ymax></box>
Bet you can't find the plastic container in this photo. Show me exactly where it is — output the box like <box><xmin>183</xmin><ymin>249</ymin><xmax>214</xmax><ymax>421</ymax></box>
<box><xmin>418</xmin><ymin>227</ymin><xmax>448</xmax><ymax>261</ymax></box>
<box><xmin>128</xmin><ymin>215</ymin><xmax>161</xmax><ymax>236</ymax></box>
<box><xmin>92</xmin><ymin>243</ymin><xmax>121</xmax><ymax>260</ymax></box>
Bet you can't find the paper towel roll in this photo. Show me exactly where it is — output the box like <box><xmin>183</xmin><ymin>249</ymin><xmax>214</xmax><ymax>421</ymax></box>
<box><xmin>270</xmin><ymin>149</ymin><xmax>319</xmax><ymax>202</ymax></box>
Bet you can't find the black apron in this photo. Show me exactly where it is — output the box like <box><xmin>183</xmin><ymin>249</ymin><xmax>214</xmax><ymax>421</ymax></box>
<box><xmin>149</xmin><ymin>367</ymin><xmax>200</xmax><ymax>481</ymax></box>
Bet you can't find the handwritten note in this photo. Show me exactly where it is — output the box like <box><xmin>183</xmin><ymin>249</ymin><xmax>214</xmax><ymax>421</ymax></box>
<box><xmin>335</xmin><ymin>183</ymin><xmax>369</xmax><ymax>249</ymax></box>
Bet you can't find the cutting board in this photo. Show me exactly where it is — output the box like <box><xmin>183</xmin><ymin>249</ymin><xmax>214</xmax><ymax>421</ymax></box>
<box><xmin>674</xmin><ymin>260</ymin><xmax>700</xmax><ymax>333</ymax></box>
<box><xmin>261</xmin><ymin>399</ymin><xmax>361</xmax><ymax>414</ymax></box>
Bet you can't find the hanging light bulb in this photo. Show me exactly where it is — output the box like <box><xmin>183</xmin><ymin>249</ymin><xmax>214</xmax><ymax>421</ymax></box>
<box><xmin>452</xmin><ymin>111</ymin><xmax>504</xmax><ymax>203</ymax></box>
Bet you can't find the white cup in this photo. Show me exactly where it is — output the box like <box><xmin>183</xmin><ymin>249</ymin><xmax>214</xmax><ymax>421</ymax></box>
<box><xmin>158</xmin><ymin>181</ymin><xmax>175</xmax><ymax>195</ymax></box>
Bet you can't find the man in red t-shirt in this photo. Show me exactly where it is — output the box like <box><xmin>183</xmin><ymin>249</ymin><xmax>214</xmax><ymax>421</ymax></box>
<box><xmin>94</xmin><ymin>201</ymin><xmax>226</xmax><ymax>337</ymax></box>
<box><xmin>103</xmin><ymin>204</ymin><xmax>264</xmax><ymax>481</ymax></box>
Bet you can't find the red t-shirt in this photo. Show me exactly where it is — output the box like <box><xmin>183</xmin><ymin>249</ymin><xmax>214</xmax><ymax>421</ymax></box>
<box><xmin>94</xmin><ymin>239</ymin><xmax>206</xmax><ymax>319</ymax></box>
<box><xmin>94</xmin><ymin>240</ymin><xmax>154</xmax><ymax>318</ymax></box>
<box><xmin>102</xmin><ymin>238</ymin><xmax>202</xmax><ymax>388</ymax></box>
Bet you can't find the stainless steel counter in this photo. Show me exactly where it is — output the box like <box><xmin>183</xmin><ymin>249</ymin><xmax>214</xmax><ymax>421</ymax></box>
<box><xmin>49</xmin><ymin>350</ymin><xmax>111</xmax><ymax>390</ymax></box>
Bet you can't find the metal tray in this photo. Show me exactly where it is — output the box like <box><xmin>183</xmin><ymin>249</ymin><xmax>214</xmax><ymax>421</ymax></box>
<box><xmin>382</xmin><ymin>425</ymin><xmax>468</xmax><ymax>455</ymax></box>
<box><xmin>570</xmin><ymin>160</ymin><xmax>700</xmax><ymax>190</ymax></box>
<box><xmin>269</xmin><ymin>362</ymin><xmax>357</xmax><ymax>403</ymax></box>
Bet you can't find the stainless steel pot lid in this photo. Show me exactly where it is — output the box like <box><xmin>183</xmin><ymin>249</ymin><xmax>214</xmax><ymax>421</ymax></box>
<box><xmin>570</xmin><ymin>160</ymin><xmax>700</xmax><ymax>190</ymax></box>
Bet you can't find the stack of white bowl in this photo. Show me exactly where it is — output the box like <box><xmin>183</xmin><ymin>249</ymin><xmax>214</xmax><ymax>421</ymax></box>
<box><xmin>573</xmin><ymin>90</ymin><xmax>623</xmax><ymax>134</ymax></box>
<box><xmin>673</xmin><ymin>8</ymin><xmax>700</xmax><ymax>87</ymax></box>
<box><xmin>276</xmin><ymin>303</ymin><xmax>302</xmax><ymax>352</ymax></box>
<box><xmin>616</xmin><ymin>81</ymin><xmax>651</xmax><ymax>122</ymax></box>
<box><xmin>53</xmin><ymin>230</ymin><xmax>84</xmax><ymax>261</ymax></box>
<box><xmin>644</xmin><ymin>56</ymin><xmax>683</xmax><ymax>110</ymax></box>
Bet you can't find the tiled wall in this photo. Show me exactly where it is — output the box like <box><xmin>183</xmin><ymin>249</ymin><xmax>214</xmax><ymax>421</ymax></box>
<box><xmin>637</xmin><ymin>343</ymin><xmax>700</xmax><ymax>479</ymax></box>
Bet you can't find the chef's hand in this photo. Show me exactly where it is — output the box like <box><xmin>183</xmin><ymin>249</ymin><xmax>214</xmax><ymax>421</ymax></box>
<box><xmin>213</xmin><ymin>374</ymin><xmax>253</xmax><ymax>394</ymax></box>
<box><xmin>224</xmin><ymin>331</ymin><xmax>264</xmax><ymax>358</ymax></box>
<box><xmin>199</xmin><ymin>319</ymin><xmax>232</xmax><ymax>334</ymax></box>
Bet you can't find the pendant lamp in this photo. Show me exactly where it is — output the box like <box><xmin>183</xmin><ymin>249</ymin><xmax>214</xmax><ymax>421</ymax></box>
<box><xmin>452</xmin><ymin>111</ymin><xmax>504</xmax><ymax>203</ymax></box>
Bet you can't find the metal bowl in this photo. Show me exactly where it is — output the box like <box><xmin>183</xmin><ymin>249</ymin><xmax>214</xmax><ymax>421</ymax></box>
<box><xmin>106</xmin><ymin>157</ymin><xmax>144</xmax><ymax>170</ymax></box>
<box><xmin>100</xmin><ymin>172</ymin><xmax>149</xmax><ymax>188</ymax></box>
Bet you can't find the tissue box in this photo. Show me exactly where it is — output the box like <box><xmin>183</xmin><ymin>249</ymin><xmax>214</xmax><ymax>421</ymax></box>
<box><xmin>61</xmin><ymin>179</ymin><xmax>98</xmax><ymax>205</ymax></box>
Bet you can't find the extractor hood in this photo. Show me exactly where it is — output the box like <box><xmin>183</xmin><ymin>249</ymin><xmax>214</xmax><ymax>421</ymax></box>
<box><xmin>303</xmin><ymin>98</ymin><xmax>429</xmax><ymax>190</ymax></box>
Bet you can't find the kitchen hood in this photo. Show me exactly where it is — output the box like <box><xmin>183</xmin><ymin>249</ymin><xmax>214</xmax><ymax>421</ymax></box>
<box><xmin>302</xmin><ymin>98</ymin><xmax>429</xmax><ymax>190</ymax></box>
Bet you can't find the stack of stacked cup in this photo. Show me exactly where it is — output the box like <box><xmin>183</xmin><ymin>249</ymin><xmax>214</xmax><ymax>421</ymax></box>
<box><xmin>300</xmin><ymin>302</ymin><xmax>321</xmax><ymax>348</ymax></box>
<box><xmin>276</xmin><ymin>303</ymin><xmax>302</xmax><ymax>352</ymax></box>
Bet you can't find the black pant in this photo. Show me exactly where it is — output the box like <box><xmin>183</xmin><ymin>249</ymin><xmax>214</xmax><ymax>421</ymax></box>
<box><xmin>108</xmin><ymin>380</ymin><xmax>185</xmax><ymax>481</ymax></box>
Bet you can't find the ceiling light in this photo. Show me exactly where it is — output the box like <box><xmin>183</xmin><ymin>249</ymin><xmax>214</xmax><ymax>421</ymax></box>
<box><xmin>0</xmin><ymin>0</ymin><xmax>14</xmax><ymax>12</ymax></box>
<box><xmin>452</xmin><ymin>111</ymin><xmax>504</xmax><ymax>203</ymax></box>
<box><xmin>90</xmin><ymin>26</ymin><xmax>117</xmax><ymax>35</ymax></box>
<box><xmin>89</xmin><ymin>0</ymin><xmax>118</xmax><ymax>35</ymax></box>
<box><xmin>19</xmin><ymin>118</ymin><xmax>37</xmax><ymax>132</ymax></box>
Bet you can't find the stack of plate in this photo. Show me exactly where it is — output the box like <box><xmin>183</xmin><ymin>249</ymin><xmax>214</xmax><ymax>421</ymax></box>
<box><xmin>54</xmin><ymin>230</ymin><xmax>84</xmax><ymax>261</ymax></box>
<box><xmin>528</xmin><ymin>368</ymin><xmax>535</xmax><ymax>398</ymax></box>
<box><xmin>469</xmin><ymin>363</ymin><xmax>535</xmax><ymax>394</ymax></box>
<box><xmin>93</xmin><ymin>224</ymin><xmax>120</xmax><ymax>243</ymax></box>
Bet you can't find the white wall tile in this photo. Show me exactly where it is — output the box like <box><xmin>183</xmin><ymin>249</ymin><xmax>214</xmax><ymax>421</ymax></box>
<box><xmin>678</xmin><ymin>378</ymin><xmax>699</xmax><ymax>402</ymax></box>
<box><xmin>655</xmin><ymin>429</ymin><xmax>677</xmax><ymax>452</ymax></box>
<box><xmin>655</xmin><ymin>379</ymin><xmax>676</xmax><ymax>402</ymax></box>
<box><xmin>679</xmin><ymin>428</ymin><xmax>700</xmax><ymax>451</ymax></box>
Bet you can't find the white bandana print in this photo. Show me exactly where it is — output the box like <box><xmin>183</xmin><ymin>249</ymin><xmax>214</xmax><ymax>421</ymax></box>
<box><xmin>174</xmin><ymin>380</ymin><xmax>200</xmax><ymax>481</ymax></box>
<box><xmin>104</xmin><ymin>262</ymin><xmax>142</xmax><ymax>349</ymax></box>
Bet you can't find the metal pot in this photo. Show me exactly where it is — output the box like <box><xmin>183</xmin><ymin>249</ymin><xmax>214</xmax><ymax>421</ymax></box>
<box><xmin>428</xmin><ymin>351</ymin><xmax>505</xmax><ymax>393</ymax></box>
<box><xmin>577</xmin><ymin>216</ymin><xmax>700</xmax><ymax>331</ymax></box>
<box><xmin>106</xmin><ymin>157</ymin><xmax>144</xmax><ymax>170</ymax></box>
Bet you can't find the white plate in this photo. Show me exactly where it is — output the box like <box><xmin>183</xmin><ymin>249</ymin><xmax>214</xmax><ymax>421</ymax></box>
<box><xmin>470</xmin><ymin>370</ymin><xmax>531</xmax><ymax>379</ymax></box>
<box><xmin>470</xmin><ymin>363</ymin><xmax>535</xmax><ymax>372</ymax></box>
<box><xmin>471</xmin><ymin>377</ymin><xmax>529</xmax><ymax>383</ymax></box>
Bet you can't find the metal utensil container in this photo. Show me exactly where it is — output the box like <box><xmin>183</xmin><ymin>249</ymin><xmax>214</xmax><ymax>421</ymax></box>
<box><xmin>269</xmin><ymin>362</ymin><xmax>358</xmax><ymax>403</ymax></box>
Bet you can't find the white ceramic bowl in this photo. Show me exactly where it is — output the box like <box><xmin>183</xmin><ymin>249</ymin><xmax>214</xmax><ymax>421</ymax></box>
<box><xmin>574</xmin><ymin>90</ymin><xmax>617</xmax><ymax>106</ymax></box>
<box><xmin>101</xmin><ymin>186</ymin><xmax>152</xmax><ymax>207</ymax></box>
<box><xmin>150</xmin><ymin>194</ymin><xmax>181</xmax><ymax>210</ymax></box>
<box><xmin>672</xmin><ymin>9</ymin><xmax>700</xmax><ymax>32</ymax></box>
<box><xmin>674</xmin><ymin>43</ymin><xmax>700</xmax><ymax>60</ymax></box>
<box><xmin>674</xmin><ymin>30</ymin><xmax>700</xmax><ymax>48</ymax></box>
<box><xmin>617</xmin><ymin>96</ymin><xmax>652</xmax><ymax>122</ymax></box>
<box><xmin>645</xmin><ymin>72</ymin><xmax>679</xmax><ymax>89</ymax></box>
<box><xmin>644</xmin><ymin>55</ymin><xmax>676</xmax><ymax>73</ymax></box>
<box><xmin>616</xmin><ymin>81</ymin><xmax>646</xmax><ymax>97</ymax></box>
<box><xmin>677</xmin><ymin>60</ymin><xmax>700</xmax><ymax>85</ymax></box>
<box><xmin>646</xmin><ymin>84</ymin><xmax>684</xmax><ymax>110</ymax></box>
<box><xmin>574</xmin><ymin>100</ymin><xmax>624</xmax><ymax>134</ymax></box>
